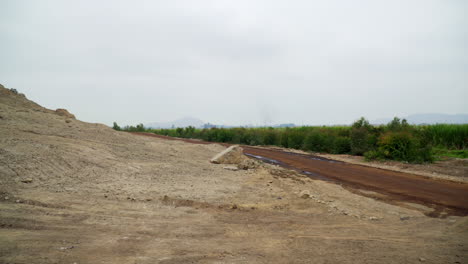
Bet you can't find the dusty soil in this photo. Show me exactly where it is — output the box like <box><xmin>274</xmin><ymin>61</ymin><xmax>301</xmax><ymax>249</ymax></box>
<box><xmin>1</xmin><ymin>85</ymin><xmax>467</xmax><ymax>263</ymax></box>
<box><xmin>242</xmin><ymin>147</ymin><xmax>468</xmax><ymax>217</ymax></box>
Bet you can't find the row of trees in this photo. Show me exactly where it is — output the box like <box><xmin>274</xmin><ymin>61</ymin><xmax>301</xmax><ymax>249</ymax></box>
<box><xmin>113</xmin><ymin>118</ymin><xmax>468</xmax><ymax>163</ymax></box>
<box><xmin>113</xmin><ymin>122</ymin><xmax>145</xmax><ymax>132</ymax></box>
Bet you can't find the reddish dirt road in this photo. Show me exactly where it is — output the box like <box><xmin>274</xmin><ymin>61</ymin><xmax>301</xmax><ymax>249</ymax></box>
<box><xmin>133</xmin><ymin>132</ymin><xmax>468</xmax><ymax>216</ymax></box>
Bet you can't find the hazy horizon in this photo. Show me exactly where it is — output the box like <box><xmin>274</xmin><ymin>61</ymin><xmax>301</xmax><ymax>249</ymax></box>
<box><xmin>1</xmin><ymin>0</ymin><xmax>467</xmax><ymax>126</ymax></box>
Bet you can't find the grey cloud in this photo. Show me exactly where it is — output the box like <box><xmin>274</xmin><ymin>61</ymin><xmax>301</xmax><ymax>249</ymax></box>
<box><xmin>1</xmin><ymin>0</ymin><xmax>467</xmax><ymax>126</ymax></box>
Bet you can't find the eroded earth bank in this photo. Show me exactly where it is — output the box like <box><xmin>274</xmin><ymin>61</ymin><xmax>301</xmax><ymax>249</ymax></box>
<box><xmin>0</xmin><ymin>85</ymin><xmax>467</xmax><ymax>264</ymax></box>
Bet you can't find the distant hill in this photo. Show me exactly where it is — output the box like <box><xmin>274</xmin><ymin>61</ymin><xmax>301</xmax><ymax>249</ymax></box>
<box><xmin>146</xmin><ymin>118</ymin><xmax>298</xmax><ymax>129</ymax></box>
<box><xmin>276</xmin><ymin>123</ymin><xmax>296</xmax><ymax>128</ymax></box>
<box><xmin>146</xmin><ymin>117</ymin><xmax>205</xmax><ymax>129</ymax></box>
<box><xmin>372</xmin><ymin>113</ymin><xmax>468</xmax><ymax>125</ymax></box>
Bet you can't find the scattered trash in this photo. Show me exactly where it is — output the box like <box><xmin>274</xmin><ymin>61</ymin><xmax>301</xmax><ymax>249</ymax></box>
<box><xmin>223</xmin><ymin>166</ymin><xmax>239</xmax><ymax>171</ymax></box>
<box><xmin>59</xmin><ymin>246</ymin><xmax>74</xmax><ymax>250</ymax></box>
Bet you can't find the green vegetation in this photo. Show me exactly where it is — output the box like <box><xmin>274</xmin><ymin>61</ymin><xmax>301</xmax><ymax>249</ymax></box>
<box><xmin>113</xmin><ymin>122</ymin><xmax>145</xmax><ymax>132</ymax></box>
<box><xmin>112</xmin><ymin>122</ymin><xmax>121</xmax><ymax>131</ymax></box>
<box><xmin>432</xmin><ymin>147</ymin><xmax>468</xmax><ymax>159</ymax></box>
<box><xmin>422</xmin><ymin>124</ymin><xmax>467</xmax><ymax>149</ymax></box>
<box><xmin>114</xmin><ymin>119</ymin><xmax>468</xmax><ymax>163</ymax></box>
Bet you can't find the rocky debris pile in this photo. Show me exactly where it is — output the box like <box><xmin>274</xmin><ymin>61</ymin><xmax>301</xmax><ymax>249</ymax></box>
<box><xmin>55</xmin><ymin>108</ymin><xmax>75</xmax><ymax>119</ymax></box>
<box><xmin>1</xmin><ymin>84</ymin><xmax>76</xmax><ymax>120</ymax></box>
<box><xmin>9</xmin><ymin>88</ymin><xmax>19</xmax><ymax>94</ymax></box>
<box><xmin>0</xmin><ymin>84</ymin><xmax>58</xmax><ymax>116</ymax></box>
<box><xmin>0</xmin><ymin>84</ymin><xmax>25</xmax><ymax>98</ymax></box>
<box><xmin>210</xmin><ymin>145</ymin><xmax>245</xmax><ymax>164</ymax></box>
<box><xmin>223</xmin><ymin>165</ymin><xmax>239</xmax><ymax>171</ymax></box>
<box><xmin>210</xmin><ymin>145</ymin><xmax>261</xmax><ymax>170</ymax></box>
<box><xmin>237</xmin><ymin>159</ymin><xmax>260</xmax><ymax>170</ymax></box>
<box><xmin>299</xmin><ymin>190</ymin><xmax>311</xmax><ymax>199</ymax></box>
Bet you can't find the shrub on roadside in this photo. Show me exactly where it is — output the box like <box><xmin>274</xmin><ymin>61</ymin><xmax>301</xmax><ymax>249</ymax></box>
<box><xmin>332</xmin><ymin>137</ymin><xmax>351</xmax><ymax>154</ymax></box>
<box><xmin>287</xmin><ymin>130</ymin><xmax>305</xmax><ymax>149</ymax></box>
<box><xmin>367</xmin><ymin>131</ymin><xmax>433</xmax><ymax>163</ymax></box>
<box><xmin>386</xmin><ymin>117</ymin><xmax>410</xmax><ymax>132</ymax></box>
<box><xmin>263</xmin><ymin>128</ymin><xmax>278</xmax><ymax>146</ymax></box>
<box><xmin>349</xmin><ymin>118</ymin><xmax>376</xmax><ymax>155</ymax></box>
<box><xmin>303</xmin><ymin>131</ymin><xmax>327</xmax><ymax>152</ymax></box>
<box><xmin>363</xmin><ymin>150</ymin><xmax>383</xmax><ymax>161</ymax></box>
<box><xmin>302</xmin><ymin>131</ymin><xmax>336</xmax><ymax>153</ymax></box>
<box><xmin>350</xmin><ymin>128</ymin><xmax>373</xmax><ymax>155</ymax></box>
<box><xmin>112</xmin><ymin>122</ymin><xmax>121</xmax><ymax>131</ymax></box>
<box><xmin>279</xmin><ymin>129</ymin><xmax>290</xmax><ymax>148</ymax></box>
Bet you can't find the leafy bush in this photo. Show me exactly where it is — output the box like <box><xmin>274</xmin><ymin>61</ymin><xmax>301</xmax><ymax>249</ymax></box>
<box><xmin>386</xmin><ymin>117</ymin><xmax>410</xmax><ymax>132</ymax></box>
<box><xmin>122</xmin><ymin>123</ymin><xmax>145</xmax><ymax>132</ymax></box>
<box><xmin>370</xmin><ymin>131</ymin><xmax>433</xmax><ymax>163</ymax></box>
<box><xmin>352</xmin><ymin>117</ymin><xmax>371</xmax><ymax>130</ymax></box>
<box><xmin>263</xmin><ymin>128</ymin><xmax>278</xmax><ymax>145</ymax></box>
<box><xmin>349</xmin><ymin>118</ymin><xmax>376</xmax><ymax>155</ymax></box>
<box><xmin>332</xmin><ymin>137</ymin><xmax>351</xmax><ymax>154</ymax></box>
<box><xmin>279</xmin><ymin>129</ymin><xmax>290</xmax><ymax>148</ymax></box>
<box><xmin>136</xmin><ymin>124</ymin><xmax>145</xmax><ymax>132</ymax></box>
<box><xmin>112</xmin><ymin>122</ymin><xmax>121</xmax><ymax>131</ymax></box>
<box><xmin>432</xmin><ymin>147</ymin><xmax>468</xmax><ymax>159</ymax></box>
<box><xmin>364</xmin><ymin>150</ymin><xmax>383</xmax><ymax>161</ymax></box>
<box><xmin>302</xmin><ymin>131</ymin><xmax>334</xmax><ymax>152</ymax></box>
<box><xmin>350</xmin><ymin>128</ymin><xmax>373</xmax><ymax>155</ymax></box>
<box><xmin>287</xmin><ymin>130</ymin><xmax>304</xmax><ymax>149</ymax></box>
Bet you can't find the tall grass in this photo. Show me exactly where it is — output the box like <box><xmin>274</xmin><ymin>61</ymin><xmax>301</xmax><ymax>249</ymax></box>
<box><xmin>422</xmin><ymin>124</ymin><xmax>468</xmax><ymax>149</ymax></box>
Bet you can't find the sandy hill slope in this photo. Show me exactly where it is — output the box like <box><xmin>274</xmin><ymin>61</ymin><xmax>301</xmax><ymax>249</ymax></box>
<box><xmin>0</xmin><ymin>84</ymin><xmax>232</xmax><ymax>200</ymax></box>
<box><xmin>0</xmin><ymin>84</ymin><xmax>467</xmax><ymax>264</ymax></box>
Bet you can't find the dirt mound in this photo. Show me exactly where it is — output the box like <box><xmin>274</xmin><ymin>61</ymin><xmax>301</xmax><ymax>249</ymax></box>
<box><xmin>0</xmin><ymin>84</ymin><xmax>225</xmax><ymax>199</ymax></box>
<box><xmin>55</xmin><ymin>108</ymin><xmax>75</xmax><ymax>119</ymax></box>
<box><xmin>210</xmin><ymin>145</ymin><xmax>246</xmax><ymax>164</ymax></box>
<box><xmin>0</xmin><ymin>84</ymin><xmax>48</xmax><ymax>112</ymax></box>
<box><xmin>237</xmin><ymin>158</ymin><xmax>261</xmax><ymax>170</ymax></box>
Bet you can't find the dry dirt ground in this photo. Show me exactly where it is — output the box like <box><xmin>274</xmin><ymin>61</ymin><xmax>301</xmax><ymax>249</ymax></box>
<box><xmin>0</xmin><ymin>85</ymin><xmax>467</xmax><ymax>264</ymax></box>
<box><xmin>314</xmin><ymin>153</ymin><xmax>467</xmax><ymax>184</ymax></box>
<box><xmin>260</xmin><ymin>147</ymin><xmax>468</xmax><ymax>184</ymax></box>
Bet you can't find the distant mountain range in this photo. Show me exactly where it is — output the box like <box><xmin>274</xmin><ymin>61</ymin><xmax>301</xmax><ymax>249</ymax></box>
<box><xmin>146</xmin><ymin>117</ymin><xmax>297</xmax><ymax>129</ymax></box>
<box><xmin>145</xmin><ymin>113</ymin><xmax>467</xmax><ymax>129</ymax></box>
<box><xmin>372</xmin><ymin>113</ymin><xmax>468</xmax><ymax>125</ymax></box>
<box><xmin>146</xmin><ymin>117</ymin><xmax>205</xmax><ymax>129</ymax></box>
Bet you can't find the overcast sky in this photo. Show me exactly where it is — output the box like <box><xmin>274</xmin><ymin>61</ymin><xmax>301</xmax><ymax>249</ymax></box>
<box><xmin>1</xmin><ymin>0</ymin><xmax>467</xmax><ymax>126</ymax></box>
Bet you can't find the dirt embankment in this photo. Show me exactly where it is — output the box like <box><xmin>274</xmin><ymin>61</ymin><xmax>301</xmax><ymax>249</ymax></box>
<box><xmin>1</xmin><ymin>85</ymin><xmax>467</xmax><ymax>264</ymax></box>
